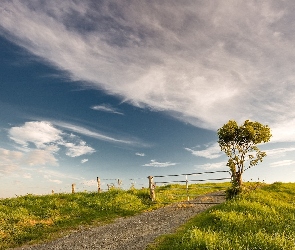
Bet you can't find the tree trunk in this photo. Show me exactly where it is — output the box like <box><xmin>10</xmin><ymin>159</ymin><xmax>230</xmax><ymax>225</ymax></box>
<box><xmin>236</xmin><ymin>172</ymin><xmax>242</xmax><ymax>187</ymax></box>
<box><xmin>232</xmin><ymin>171</ymin><xmax>242</xmax><ymax>188</ymax></box>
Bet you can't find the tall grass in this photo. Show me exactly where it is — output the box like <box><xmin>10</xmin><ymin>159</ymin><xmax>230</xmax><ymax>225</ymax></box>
<box><xmin>0</xmin><ymin>183</ymin><xmax>227</xmax><ymax>249</ymax></box>
<box><xmin>148</xmin><ymin>182</ymin><xmax>295</xmax><ymax>250</ymax></box>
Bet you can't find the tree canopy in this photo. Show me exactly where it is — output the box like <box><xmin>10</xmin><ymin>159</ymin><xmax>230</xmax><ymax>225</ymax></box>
<box><xmin>217</xmin><ymin>120</ymin><xmax>271</xmax><ymax>190</ymax></box>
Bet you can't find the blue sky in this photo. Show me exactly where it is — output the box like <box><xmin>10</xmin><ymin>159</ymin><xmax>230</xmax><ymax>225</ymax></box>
<box><xmin>1</xmin><ymin>1</ymin><xmax>295</xmax><ymax>198</ymax></box>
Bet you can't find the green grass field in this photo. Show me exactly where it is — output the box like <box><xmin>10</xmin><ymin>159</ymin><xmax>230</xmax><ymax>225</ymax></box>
<box><xmin>0</xmin><ymin>183</ymin><xmax>228</xmax><ymax>249</ymax></box>
<box><xmin>147</xmin><ymin>182</ymin><xmax>295</xmax><ymax>250</ymax></box>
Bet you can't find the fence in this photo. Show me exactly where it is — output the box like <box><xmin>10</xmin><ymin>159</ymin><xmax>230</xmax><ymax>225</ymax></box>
<box><xmin>69</xmin><ymin>177</ymin><xmax>146</xmax><ymax>194</ymax></box>
<box><xmin>147</xmin><ymin>170</ymin><xmax>231</xmax><ymax>201</ymax></box>
<box><xmin>68</xmin><ymin>170</ymin><xmax>231</xmax><ymax>203</ymax></box>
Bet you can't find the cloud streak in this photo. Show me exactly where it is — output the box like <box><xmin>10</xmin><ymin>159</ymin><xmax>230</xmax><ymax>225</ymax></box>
<box><xmin>1</xmin><ymin>1</ymin><xmax>295</xmax><ymax>141</ymax></box>
<box><xmin>51</xmin><ymin>121</ymin><xmax>139</xmax><ymax>145</ymax></box>
<box><xmin>270</xmin><ymin>160</ymin><xmax>295</xmax><ymax>168</ymax></box>
<box><xmin>143</xmin><ymin>160</ymin><xmax>177</xmax><ymax>168</ymax></box>
<box><xmin>264</xmin><ymin>147</ymin><xmax>295</xmax><ymax>158</ymax></box>
<box><xmin>91</xmin><ymin>104</ymin><xmax>124</xmax><ymax>115</ymax></box>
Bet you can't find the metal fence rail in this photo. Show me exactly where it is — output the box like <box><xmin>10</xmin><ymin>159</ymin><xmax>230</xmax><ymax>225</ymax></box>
<box><xmin>148</xmin><ymin>170</ymin><xmax>231</xmax><ymax>202</ymax></box>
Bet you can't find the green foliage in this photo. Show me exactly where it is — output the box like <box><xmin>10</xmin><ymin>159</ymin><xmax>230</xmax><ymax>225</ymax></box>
<box><xmin>147</xmin><ymin>182</ymin><xmax>295</xmax><ymax>250</ymax></box>
<box><xmin>0</xmin><ymin>183</ymin><xmax>226</xmax><ymax>249</ymax></box>
<box><xmin>217</xmin><ymin>120</ymin><xmax>271</xmax><ymax>191</ymax></box>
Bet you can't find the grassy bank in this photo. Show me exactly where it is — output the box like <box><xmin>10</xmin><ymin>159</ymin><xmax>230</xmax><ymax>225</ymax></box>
<box><xmin>148</xmin><ymin>182</ymin><xmax>295</xmax><ymax>250</ymax></box>
<box><xmin>0</xmin><ymin>183</ymin><xmax>228</xmax><ymax>249</ymax></box>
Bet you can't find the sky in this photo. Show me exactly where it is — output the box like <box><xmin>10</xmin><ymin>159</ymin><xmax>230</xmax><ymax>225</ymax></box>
<box><xmin>1</xmin><ymin>0</ymin><xmax>295</xmax><ymax>198</ymax></box>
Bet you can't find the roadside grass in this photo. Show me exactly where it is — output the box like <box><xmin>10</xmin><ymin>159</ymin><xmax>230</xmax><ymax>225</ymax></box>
<box><xmin>0</xmin><ymin>183</ymin><xmax>228</xmax><ymax>249</ymax></box>
<box><xmin>147</xmin><ymin>182</ymin><xmax>295</xmax><ymax>250</ymax></box>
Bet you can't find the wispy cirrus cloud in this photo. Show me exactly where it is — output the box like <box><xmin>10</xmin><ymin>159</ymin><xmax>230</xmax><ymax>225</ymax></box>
<box><xmin>51</xmin><ymin>120</ymin><xmax>140</xmax><ymax>145</ymax></box>
<box><xmin>270</xmin><ymin>160</ymin><xmax>295</xmax><ymax>168</ymax></box>
<box><xmin>2</xmin><ymin>1</ymin><xmax>295</xmax><ymax>142</ymax></box>
<box><xmin>91</xmin><ymin>104</ymin><xmax>124</xmax><ymax>115</ymax></box>
<box><xmin>264</xmin><ymin>147</ymin><xmax>295</xmax><ymax>158</ymax></box>
<box><xmin>143</xmin><ymin>159</ymin><xmax>177</xmax><ymax>168</ymax></box>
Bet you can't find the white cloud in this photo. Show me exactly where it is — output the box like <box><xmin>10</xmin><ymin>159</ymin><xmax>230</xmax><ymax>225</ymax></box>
<box><xmin>270</xmin><ymin>160</ymin><xmax>295</xmax><ymax>168</ymax></box>
<box><xmin>2</xmin><ymin>2</ymin><xmax>295</xmax><ymax>141</ymax></box>
<box><xmin>91</xmin><ymin>104</ymin><xmax>124</xmax><ymax>115</ymax></box>
<box><xmin>185</xmin><ymin>143</ymin><xmax>223</xmax><ymax>159</ymax></box>
<box><xmin>0</xmin><ymin>121</ymin><xmax>97</xmax><ymax>175</ymax></box>
<box><xmin>195</xmin><ymin>161</ymin><xmax>228</xmax><ymax>170</ymax></box>
<box><xmin>64</xmin><ymin>142</ymin><xmax>95</xmax><ymax>157</ymax></box>
<box><xmin>81</xmin><ymin>159</ymin><xmax>88</xmax><ymax>164</ymax></box>
<box><xmin>143</xmin><ymin>159</ymin><xmax>177</xmax><ymax>168</ymax></box>
<box><xmin>9</xmin><ymin>121</ymin><xmax>62</xmax><ymax>149</ymax></box>
<box><xmin>9</xmin><ymin>121</ymin><xmax>95</xmax><ymax>159</ymax></box>
<box><xmin>135</xmin><ymin>152</ymin><xmax>145</xmax><ymax>157</ymax></box>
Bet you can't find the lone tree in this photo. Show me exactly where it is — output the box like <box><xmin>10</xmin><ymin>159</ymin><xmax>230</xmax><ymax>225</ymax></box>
<box><xmin>217</xmin><ymin>120</ymin><xmax>271</xmax><ymax>193</ymax></box>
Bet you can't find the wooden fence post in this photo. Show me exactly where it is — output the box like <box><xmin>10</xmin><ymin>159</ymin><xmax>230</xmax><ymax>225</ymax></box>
<box><xmin>72</xmin><ymin>183</ymin><xmax>75</xmax><ymax>194</ymax></box>
<box><xmin>186</xmin><ymin>175</ymin><xmax>189</xmax><ymax>201</ymax></box>
<box><xmin>148</xmin><ymin>176</ymin><xmax>156</xmax><ymax>201</ymax></box>
<box><xmin>117</xmin><ymin>179</ymin><xmax>122</xmax><ymax>188</ymax></box>
<box><xmin>97</xmin><ymin>177</ymin><xmax>101</xmax><ymax>193</ymax></box>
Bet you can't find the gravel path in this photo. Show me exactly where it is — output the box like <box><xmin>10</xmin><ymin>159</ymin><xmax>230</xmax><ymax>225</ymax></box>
<box><xmin>14</xmin><ymin>191</ymin><xmax>226</xmax><ymax>250</ymax></box>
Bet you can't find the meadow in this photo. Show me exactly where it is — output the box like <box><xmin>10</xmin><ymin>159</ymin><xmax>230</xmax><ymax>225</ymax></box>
<box><xmin>0</xmin><ymin>183</ymin><xmax>228</xmax><ymax>249</ymax></box>
<box><xmin>147</xmin><ymin>182</ymin><xmax>295</xmax><ymax>250</ymax></box>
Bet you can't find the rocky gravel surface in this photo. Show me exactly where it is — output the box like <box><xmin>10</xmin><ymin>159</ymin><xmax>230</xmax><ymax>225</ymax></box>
<box><xmin>14</xmin><ymin>191</ymin><xmax>226</xmax><ymax>250</ymax></box>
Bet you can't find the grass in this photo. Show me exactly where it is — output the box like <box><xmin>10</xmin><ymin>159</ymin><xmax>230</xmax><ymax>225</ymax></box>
<box><xmin>0</xmin><ymin>183</ymin><xmax>228</xmax><ymax>249</ymax></box>
<box><xmin>147</xmin><ymin>182</ymin><xmax>295</xmax><ymax>250</ymax></box>
<box><xmin>155</xmin><ymin>182</ymin><xmax>230</xmax><ymax>203</ymax></box>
